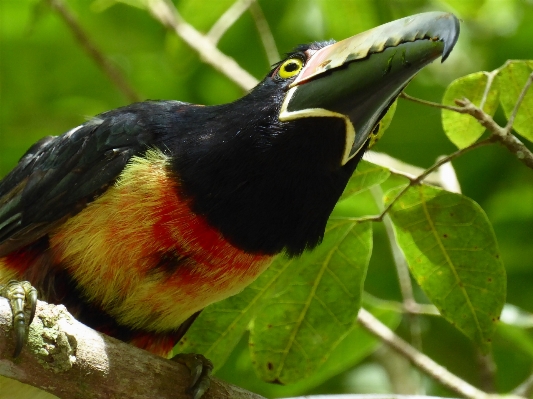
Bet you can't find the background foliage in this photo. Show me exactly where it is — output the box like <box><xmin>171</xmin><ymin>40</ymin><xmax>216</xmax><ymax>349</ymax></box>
<box><xmin>1</xmin><ymin>0</ymin><xmax>533</xmax><ymax>397</ymax></box>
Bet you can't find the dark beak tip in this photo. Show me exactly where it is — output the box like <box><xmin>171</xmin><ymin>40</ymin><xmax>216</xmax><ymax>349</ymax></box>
<box><xmin>441</xmin><ymin>13</ymin><xmax>461</xmax><ymax>62</ymax></box>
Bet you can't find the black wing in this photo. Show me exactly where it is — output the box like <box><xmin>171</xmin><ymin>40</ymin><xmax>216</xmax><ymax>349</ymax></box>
<box><xmin>0</xmin><ymin>100</ymin><xmax>186</xmax><ymax>256</ymax></box>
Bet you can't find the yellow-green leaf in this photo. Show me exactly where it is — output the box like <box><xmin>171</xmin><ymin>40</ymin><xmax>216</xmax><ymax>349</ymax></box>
<box><xmin>176</xmin><ymin>271</ymin><xmax>266</xmax><ymax>368</ymax></box>
<box><xmin>368</xmin><ymin>100</ymin><xmax>397</xmax><ymax>148</ymax></box>
<box><xmin>442</xmin><ymin>72</ymin><xmax>499</xmax><ymax>148</ymax></box>
<box><xmin>177</xmin><ymin>255</ymin><xmax>291</xmax><ymax>370</ymax></box>
<box><xmin>339</xmin><ymin>160</ymin><xmax>390</xmax><ymax>202</ymax></box>
<box><xmin>250</xmin><ymin>221</ymin><xmax>372</xmax><ymax>383</ymax></box>
<box><xmin>498</xmin><ymin>60</ymin><xmax>533</xmax><ymax>142</ymax></box>
<box><xmin>386</xmin><ymin>185</ymin><xmax>506</xmax><ymax>352</ymax></box>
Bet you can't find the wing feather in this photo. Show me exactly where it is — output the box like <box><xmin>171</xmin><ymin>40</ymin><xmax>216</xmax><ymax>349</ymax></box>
<box><xmin>0</xmin><ymin>100</ymin><xmax>186</xmax><ymax>256</ymax></box>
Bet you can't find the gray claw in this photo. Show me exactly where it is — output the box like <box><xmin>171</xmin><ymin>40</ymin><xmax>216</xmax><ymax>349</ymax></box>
<box><xmin>172</xmin><ymin>353</ymin><xmax>213</xmax><ymax>399</ymax></box>
<box><xmin>0</xmin><ymin>280</ymin><xmax>38</xmax><ymax>357</ymax></box>
<box><xmin>27</xmin><ymin>284</ymin><xmax>38</xmax><ymax>324</ymax></box>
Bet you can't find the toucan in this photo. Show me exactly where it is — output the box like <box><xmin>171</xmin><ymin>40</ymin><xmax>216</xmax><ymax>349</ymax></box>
<box><xmin>0</xmin><ymin>12</ymin><xmax>459</xmax><ymax>398</ymax></box>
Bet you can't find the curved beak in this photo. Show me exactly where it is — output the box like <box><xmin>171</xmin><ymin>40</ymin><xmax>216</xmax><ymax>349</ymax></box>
<box><xmin>279</xmin><ymin>12</ymin><xmax>460</xmax><ymax>165</ymax></box>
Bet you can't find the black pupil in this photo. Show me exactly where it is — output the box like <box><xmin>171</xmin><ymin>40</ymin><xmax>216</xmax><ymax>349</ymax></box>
<box><xmin>284</xmin><ymin>61</ymin><xmax>299</xmax><ymax>72</ymax></box>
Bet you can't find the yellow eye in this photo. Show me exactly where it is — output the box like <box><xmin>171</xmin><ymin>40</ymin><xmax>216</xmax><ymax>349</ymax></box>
<box><xmin>278</xmin><ymin>58</ymin><xmax>304</xmax><ymax>79</ymax></box>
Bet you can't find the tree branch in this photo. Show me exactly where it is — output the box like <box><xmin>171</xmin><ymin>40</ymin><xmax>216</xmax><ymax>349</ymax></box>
<box><xmin>207</xmin><ymin>0</ymin><xmax>254</xmax><ymax>45</ymax></box>
<box><xmin>346</xmin><ymin>138</ymin><xmax>495</xmax><ymax>225</ymax></box>
<box><xmin>357</xmin><ymin>308</ymin><xmax>523</xmax><ymax>399</ymax></box>
<box><xmin>0</xmin><ymin>298</ymin><xmax>264</xmax><ymax>399</ymax></box>
<box><xmin>364</xmin><ymin>151</ymin><xmax>442</xmax><ymax>186</ymax></box>
<box><xmin>287</xmin><ymin>396</ymin><xmax>464</xmax><ymax>399</ymax></box>
<box><xmin>513</xmin><ymin>373</ymin><xmax>533</xmax><ymax>397</ymax></box>
<box><xmin>146</xmin><ymin>0</ymin><xmax>258</xmax><ymax>91</ymax></box>
<box><xmin>249</xmin><ymin>1</ymin><xmax>279</xmax><ymax>65</ymax></box>
<box><xmin>370</xmin><ymin>186</ymin><xmax>423</xmax><ymax>356</ymax></box>
<box><xmin>363</xmin><ymin>294</ymin><xmax>440</xmax><ymax>317</ymax></box>
<box><xmin>454</xmin><ymin>98</ymin><xmax>533</xmax><ymax>170</ymax></box>
<box><xmin>400</xmin><ymin>92</ymin><xmax>533</xmax><ymax>170</ymax></box>
<box><xmin>45</xmin><ymin>0</ymin><xmax>142</xmax><ymax>103</ymax></box>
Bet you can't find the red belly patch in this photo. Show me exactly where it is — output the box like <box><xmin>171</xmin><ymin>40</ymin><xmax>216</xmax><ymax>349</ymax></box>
<box><xmin>47</xmin><ymin>150</ymin><xmax>273</xmax><ymax>333</ymax></box>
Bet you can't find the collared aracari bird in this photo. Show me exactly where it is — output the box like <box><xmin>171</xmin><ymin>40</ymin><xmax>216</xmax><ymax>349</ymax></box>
<box><xmin>0</xmin><ymin>12</ymin><xmax>459</xmax><ymax>398</ymax></box>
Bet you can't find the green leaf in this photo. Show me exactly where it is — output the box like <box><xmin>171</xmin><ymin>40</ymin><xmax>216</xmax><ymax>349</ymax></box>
<box><xmin>303</xmin><ymin>301</ymin><xmax>399</xmax><ymax>386</ymax></box>
<box><xmin>176</xmin><ymin>284</ymin><xmax>258</xmax><ymax>369</ymax></box>
<box><xmin>257</xmin><ymin>301</ymin><xmax>400</xmax><ymax>397</ymax></box>
<box><xmin>442</xmin><ymin>72</ymin><xmax>499</xmax><ymax>148</ymax></box>
<box><xmin>338</xmin><ymin>160</ymin><xmax>390</xmax><ymax>203</ymax></box>
<box><xmin>386</xmin><ymin>185</ymin><xmax>506</xmax><ymax>352</ymax></box>
<box><xmin>250</xmin><ymin>221</ymin><xmax>372</xmax><ymax>383</ymax></box>
<box><xmin>177</xmin><ymin>255</ymin><xmax>293</xmax><ymax>370</ymax></box>
<box><xmin>213</xmin><ymin>299</ymin><xmax>400</xmax><ymax>399</ymax></box>
<box><xmin>498</xmin><ymin>60</ymin><xmax>533</xmax><ymax>142</ymax></box>
<box><xmin>368</xmin><ymin>99</ymin><xmax>397</xmax><ymax>148</ymax></box>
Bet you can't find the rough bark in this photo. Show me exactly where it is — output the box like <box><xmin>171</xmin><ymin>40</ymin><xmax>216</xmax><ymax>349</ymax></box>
<box><xmin>0</xmin><ymin>298</ymin><xmax>264</xmax><ymax>399</ymax></box>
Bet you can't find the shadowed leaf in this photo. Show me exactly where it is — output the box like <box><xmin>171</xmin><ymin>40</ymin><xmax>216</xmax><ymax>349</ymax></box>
<box><xmin>177</xmin><ymin>257</ymin><xmax>288</xmax><ymax>371</ymax></box>
<box><xmin>338</xmin><ymin>100</ymin><xmax>396</xmax><ymax>202</ymax></box>
<box><xmin>249</xmin><ymin>220</ymin><xmax>372</xmax><ymax>383</ymax></box>
<box><xmin>339</xmin><ymin>160</ymin><xmax>390</xmax><ymax>203</ymax></box>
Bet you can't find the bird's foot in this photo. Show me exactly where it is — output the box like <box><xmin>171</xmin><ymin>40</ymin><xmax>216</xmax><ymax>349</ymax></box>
<box><xmin>172</xmin><ymin>353</ymin><xmax>213</xmax><ymax>399</ymax></box>
<box><xmin>0</xmin><ymin>280</ymin><xmax>38</xmax><ymax>357</ymax></box>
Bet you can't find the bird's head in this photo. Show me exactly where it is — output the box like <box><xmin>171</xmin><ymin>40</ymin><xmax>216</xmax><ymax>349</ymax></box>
<box><xmin>174</xmin><ymin>12</ymin><xmax>460</xmax><ymax>256</ymax></box>
<box><xmin>261</xmin><ymin>11</ymin><xmax>460</xmax><ymax>165</ymax></box>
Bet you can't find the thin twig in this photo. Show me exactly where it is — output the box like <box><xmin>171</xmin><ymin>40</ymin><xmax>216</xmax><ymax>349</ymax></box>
<box><xmin>364</xmin><ymin>293</ymin><xmax>440</xmax><ymax>316</ymax></box>
<box><xmin>330</xmin><ymin>137</ymin><xmax>493</xmax><ymax>224</ymax></box>
<box><xmin>371</xmin><ymin>186</ymin><xmax>426</xmax><ymax>395</ymax></box>
<box><xmin>207</xmin><ymin>0</ymin><xmax>254</xmax><ymax>45</ymax></box>
<box><xmin>287</xmin><ymin>396</ymin><xmax>457</xmax><ymax>399</ymax></box>
<box><xmin>364</xmin><ymin>138</ymin><xmax>494</xmax><ymax>223</ymax></box>
<box><xmin>454</xmin><ymin>98</ymin><xmax>533</xmax><ymax>170</ymax></box>
<box><xmin>357</xmin><ymin>308</ymin><xmax>510</xmax><ymax>399</ymax></box>
<box><xmin>479</xmin><ymin>70</ymin><xmax>499</xmax><ymax>110</ymax></box>
<box><xmin>476</xmin><ymin>352</ymin><xmax>497</xmax><ymax>393</ymax></box>
<box><xmin>146</xmin><ymin>0</ymin><xmax>258</xmax><ymax>91</ymax></box>
<box><xmin>436</xmin><ymin>157</ymin><xmax>462</xmax><ymax>193</ymax></box>
<box><xmin>513</xmin><ymin>373</ymin><xmax>533</xmax><ymax>397</ymax></box>
<box><xmin>46</xmin><ymin>0</ymin><xmax>142</xmax><ymax>103</ymax></box>
<box><xmin>400</xmin><ymin>92</ymin><xmax>464</xmax><ymax>112</ymax></box>
<box><xmin>365</xmin><ymin>151</ymin><xmax>442</xmax><ymax>186</ymax></box>
<box><xmin>401</xmin><ymin>92</ymin><xmax>533</xmax><ymax>170</ymax></box>
<box><xmin>374</xmin><ymin>346</ymin><xmax>422</xmax><ymax>394</ymax></box>
<box><xmin>369</xmin><ymin>187</ymin><xmax>414</xmax><ymax>306</ymax></box>
<box><xmin>370</xmin><ymin>186</ymin><xmax>423</xmax><ymax>352</ymax></box>
<box><xmin>249</xmin><ymin>1</ymin><xmax>280</xmax><ymax>65</ymax></box>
